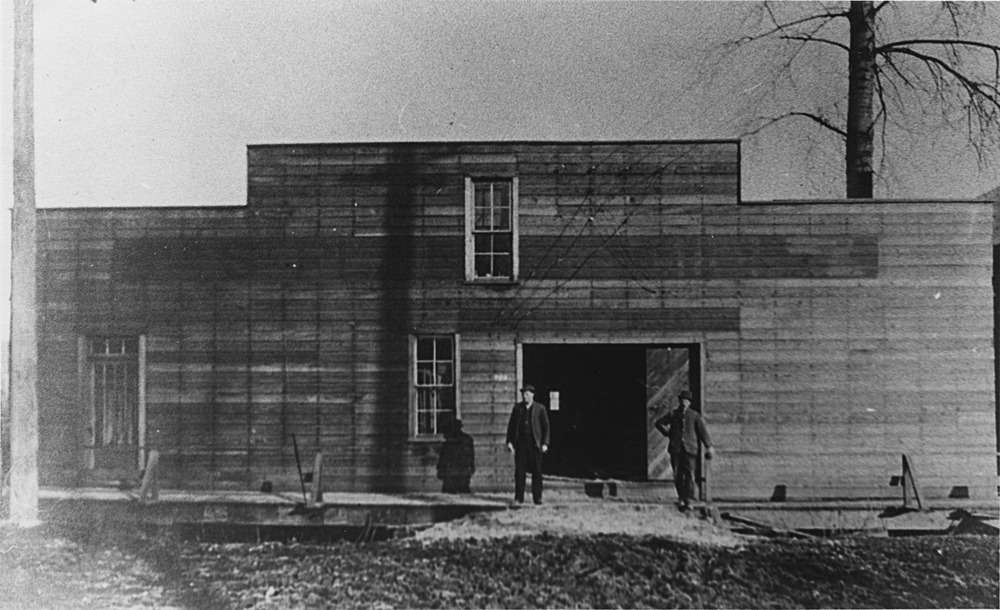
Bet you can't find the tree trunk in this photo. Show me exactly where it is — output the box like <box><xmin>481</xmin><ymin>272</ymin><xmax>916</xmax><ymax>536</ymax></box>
<box><xmin>9</xmin><ymin>0</ymin><xmax>39</xmax><ymax>525</ymax></box>
<box><xmin>846</xmin><ymin>0</ymin><xmax>876</xmax><ymax>198</ymax></box>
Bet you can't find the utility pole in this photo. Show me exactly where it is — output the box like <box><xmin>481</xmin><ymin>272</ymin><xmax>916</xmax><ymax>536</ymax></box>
<box><xmin>8</xmin><ymin>0</ymin><xmax>39</xmax><ymax>525</ymax></box>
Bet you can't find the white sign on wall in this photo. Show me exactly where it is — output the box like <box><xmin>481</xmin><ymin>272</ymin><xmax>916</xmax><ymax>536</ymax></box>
<box><xmin>549</xmin><ymin>391</ymin><xmax>560</xmax><ymax>411</ymax></box>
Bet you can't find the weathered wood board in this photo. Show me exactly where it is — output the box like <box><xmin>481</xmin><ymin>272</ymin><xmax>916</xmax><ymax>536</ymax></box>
<box><xmin>34</xmin><ymin>141</ymin><xmax>995</xmax><ymax>499</ymax></box>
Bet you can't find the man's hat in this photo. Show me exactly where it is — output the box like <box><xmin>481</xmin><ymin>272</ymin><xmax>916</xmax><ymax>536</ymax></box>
<box><xmin>521</xmin><ymin>384</ymin><xmax>535</xmax><ymax>393</ymax></box>
<box><xmin>678</xmin><ymin>390</ymin><xmax>693</xmax><ymax>401</ymax></box>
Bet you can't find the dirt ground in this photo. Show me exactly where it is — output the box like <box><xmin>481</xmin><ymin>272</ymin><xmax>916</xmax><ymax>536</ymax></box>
<box><xmin>414</xmin><ymin>500</ymin><xmax>746</xmax><ymax>547</ymax></box>
<box><xmin>1</xmin><ymin>499</ymin><xmax>997</xmax><ymax>609</ymax></box>
<box><xmin>0</xmin><ymin>527</ymin><xmax>183</xmax><ymax>609</ymax></box>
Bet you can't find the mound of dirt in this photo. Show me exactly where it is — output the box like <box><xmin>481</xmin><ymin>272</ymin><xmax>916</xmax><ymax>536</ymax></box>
<box><xmin>415</xmin><ymin>499</ymin><xmax>747</xmax><ymax>547</ymax></box>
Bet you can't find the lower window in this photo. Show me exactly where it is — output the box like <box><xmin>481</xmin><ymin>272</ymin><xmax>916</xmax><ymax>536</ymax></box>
<box><xmin>412</xmin><ymin>335</ymin><xmax>460</xmax><ymax>437</ymax></box>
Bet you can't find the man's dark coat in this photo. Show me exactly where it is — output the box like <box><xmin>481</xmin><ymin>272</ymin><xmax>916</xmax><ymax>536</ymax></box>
<box><xmin>506</xmin><ymin>400</ymin><xmax>550</xmax><ymax>450</ymax></box>
<box><xmin>655</xmin><ymin>406</ymin><xmax>711</xmax><ymax>454</ymax></box>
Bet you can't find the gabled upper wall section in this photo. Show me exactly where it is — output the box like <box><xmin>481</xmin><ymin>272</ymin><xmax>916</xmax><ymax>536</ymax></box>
<box><xmin>246</xmin><ymin>140</ymin><xmax>742</xmax><ymax>212</ymax></box>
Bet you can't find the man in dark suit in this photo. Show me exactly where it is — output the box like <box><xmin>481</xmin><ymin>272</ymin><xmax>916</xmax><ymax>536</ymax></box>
<box><xmin>655</xmin><ymin>390</ymin><xmax>713</xmax><ymax>511</ymax></box>
<box><xmin>505</xmin><ymin>385</ymin><xmax>550</xmax><ymax>505</ymax></box>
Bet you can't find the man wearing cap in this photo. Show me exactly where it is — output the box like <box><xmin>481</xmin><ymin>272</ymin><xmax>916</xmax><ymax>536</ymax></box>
<box><xmin>655</xmin><ymin>390</ymin><xmax>713</xmax><ymax>511</ymax></box>
<box><xmin>505</xmin><ymin>385</ymin><xmax>550</xmax><ymax>505</ymax></box>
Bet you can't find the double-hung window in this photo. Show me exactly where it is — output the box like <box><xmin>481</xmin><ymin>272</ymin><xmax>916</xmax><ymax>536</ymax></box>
<box><xmin>411</xmin><ymin>335</ymin><xmax>460</xmax><ymax>437</ymax></box>
<box><xmin>466</xmin><ymin>178</ymin><xmax>518</xmax><ymax>281</ymax></box>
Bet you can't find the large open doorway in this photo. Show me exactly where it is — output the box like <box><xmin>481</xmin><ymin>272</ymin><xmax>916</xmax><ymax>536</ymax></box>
<box><xmin>521</xmin><ymin>343</ymin><xmax>700</xmax><ymax>482</ymax></box>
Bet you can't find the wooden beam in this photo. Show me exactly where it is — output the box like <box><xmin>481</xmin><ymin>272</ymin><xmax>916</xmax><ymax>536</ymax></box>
<box><xmin>138</xmin><ymin>451</ymin><xmax>160</xmax><ymax>503</ymax></box>
<box><xmin>901</xmin><ymin>454</ymin><xmax>924</xmax><ymax>511</ymax></box>
<box><xmin>309</xmin><ymin>452</ymin><xmax>323</xmax><ymax>506</ymax></box>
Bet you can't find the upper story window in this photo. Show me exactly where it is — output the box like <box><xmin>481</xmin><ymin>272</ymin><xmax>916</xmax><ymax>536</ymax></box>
<box><xmin>465</xmin><ymin>178</ymin><xmax>519</xmax><ymax>282</ymax></box>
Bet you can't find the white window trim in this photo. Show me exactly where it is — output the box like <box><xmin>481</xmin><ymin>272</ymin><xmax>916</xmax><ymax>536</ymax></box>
<box><xmin>465</xmin><ymin>177</ymin><xmax>519</xmax><ymax>282</ymax></box>
<box><xmin>409</xmin><ymin>333</ymin><xmax>462</xmax><ymax>439</ymax></box>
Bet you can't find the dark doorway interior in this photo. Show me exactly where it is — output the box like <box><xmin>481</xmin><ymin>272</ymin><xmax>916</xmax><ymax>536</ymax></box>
<box><xmin>523</xmin><ymin>344</ymin><xmax>646</xmax><ymax>480</ymax></box>
<box><xmin>523</xmin><ymin>343</ymin><xmax>700</xmax><ymax>482</ymax></box>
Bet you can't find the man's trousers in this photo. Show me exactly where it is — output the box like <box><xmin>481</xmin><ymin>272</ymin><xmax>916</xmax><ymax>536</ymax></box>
<box><xmin>514</xmin><ymin>443</ymin><xmax>543</xmax><ymax>504</ymax></box>
<box><xmin>670</xmin><ymin>450</ymin><xmax>698</xmax><ymax>504</ymax></box>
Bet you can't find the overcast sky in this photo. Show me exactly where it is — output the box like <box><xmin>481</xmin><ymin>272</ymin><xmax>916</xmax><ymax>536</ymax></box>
<box><xmin>4</xmin><ymin>0</ymin><xmax>998</xmax><ymax>212</ymax></box>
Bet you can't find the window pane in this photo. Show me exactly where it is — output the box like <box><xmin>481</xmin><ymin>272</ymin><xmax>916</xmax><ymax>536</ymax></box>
<box><xmin>493</xmin><ymin>206</ymin><xmax>510</xmax><ymax>231</ymax></box>
<box><xmin>113</xmin><ymin>364</ymin><xmax>126</xmax><ymax>444</ymax></box>
<box><xmin>494</xmin><ymin>253</ymin><xmax>512</xmax><ymax>278</ymax></box>
<box><xmin>475</xmin><ymin>254</ymin><xmax>493</xmax><ymax>277</ymax></box>
<box><xmin>474</xmin><ymin>206</ymin><xmax>492</xmax><ymax>230</ymax></box>
<box><xmin>474</xmin><ymin>233</ymin><xmax>492</xmax><ymax>255</ymax></box>
<box><xmin>417</xmin><ymin>338</ymin><xmax>434</xmax><ymax>361</ymax></box>
<box><xmin>492</xmin><ymin>182</ymin><xmax>510</xmax><ymax>206</ymax></box>
<box><xmin>417</xmin><ymin>362</ymin><xmax>434</xmax><ymax>385</ymax></box>
<box><xmin>435</xmin><ymin>337</ymin><xmax>453</xmax><ymax>360</ymax></box>
<box><xmin>90</xmin><ymin>337</ymin><xmax>136</xmax><ymax>356</ymax></box>
<box><xmin>123</xmin><ymin>364</ymin><xmax>135</xmax><ymax>444</ymax></box>
<box><xmin>436</xmin><ymin>363</ymin><xmax>453</xmax><ymax>385</ymax></box>
<box><xmin>439</xmin><ymin>387</ymin><xmax>456</xmax><ymax>411</ymax></box>
<box><xmin>94</xmin><ymin>364</ymin><xmax>105</xmax><ymax>442</ymax></box>
<box><xmin>474</xmin><ymin>183</ymin><xmax>491</xmax><ymax>208</ymax></box>
<box><xmin>418</xmin><ymin>408</ymin><xmax>434</xmax><ymax>435</ymax></box>
<box><xmin>492</xmin><ymin>233</ymin><xmax>512</xmax><ymax>255</ymax></box>
<box><xmin>436</xmin><ymin>411</ymin><xmax>455</xmax><ymax>436</ymax></box>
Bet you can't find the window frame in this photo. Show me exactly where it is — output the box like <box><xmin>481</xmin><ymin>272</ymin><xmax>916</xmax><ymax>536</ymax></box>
<box><xmin>409</xmin><ymin>334</ymin><xmax>461</xmax><ymax>439</ymax></box>
<box><xmin>78</xmin><ymin>334</ymin><xmax>147</xmax><ymax>470</ymax></box>
<box><xmin>465</xmin><ymin>177</ymin><xmax>519</xmax><ymax>282</ymax></box>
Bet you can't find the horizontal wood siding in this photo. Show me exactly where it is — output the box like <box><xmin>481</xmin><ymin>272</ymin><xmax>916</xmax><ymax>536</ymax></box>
<box><xmin>706</xmin><ymin>203</ymin><xmax>995</xmax><ymax>500</ymax></box>
<box><xmin>35</xmin><ymin>141</ymin><xmax>995</xmax><ymax>500</ymax></box>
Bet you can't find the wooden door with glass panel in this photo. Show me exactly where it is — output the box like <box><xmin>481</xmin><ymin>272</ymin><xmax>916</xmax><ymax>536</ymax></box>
<box><xmin>85</xmin><ymin>336</ymin><xmax>140</xmax><ymax>470</ymax></box>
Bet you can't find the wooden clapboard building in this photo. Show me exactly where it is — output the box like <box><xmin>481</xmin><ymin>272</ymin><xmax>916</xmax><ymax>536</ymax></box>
<box><xmin>35</xmin><ymin>140</ymin><xmax>996</xmax><ymax>500</ymax></box>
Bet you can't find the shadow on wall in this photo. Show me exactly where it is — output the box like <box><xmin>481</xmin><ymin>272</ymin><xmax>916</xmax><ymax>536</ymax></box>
<box><xmin>437</xmin><ymin>419</ymin><xmax>475</xmax><ymax>493</ymax></box>
<box><xmin>366</xmin><ymin>149</ymin><xmax>451</xmax><ymax>491</ymax></box>
<box><xmin>372</xmin><ymin>150</ymin><xmax>418</xmax><ymax>491</ymax></box>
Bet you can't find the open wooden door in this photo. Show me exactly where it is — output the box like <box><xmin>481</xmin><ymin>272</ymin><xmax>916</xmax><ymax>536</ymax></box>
<box><xmin>646</xmin><ymin>347</ymin><xmax>692</xmax><ymax>480</ymax></box>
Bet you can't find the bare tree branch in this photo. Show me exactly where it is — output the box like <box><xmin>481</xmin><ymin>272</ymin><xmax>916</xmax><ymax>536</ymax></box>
<box><xmin>732</xmin><ymin>6</ymin><xmax>849</xmax><ymax>47</ymax></box>
<box><xmin>943</xmin><ymin>1</ymin><xmax>965</xmax><ymax>38</ymax></box>
<box><xmin>746</xmin><ymin>112</ymin><xmax>848</xmax><ymax>139</ymax></box>
<box><xmin>780</xmin><ymin>35</ymin><xmax>850</xmax><ymax>53</ymax></box>
<box><xmin>878</xmin><ymin>39</ymin><xmax>1000</xmax><ymax>54</ymax></box>
<box><xmin>882</xmin><ymin>46</ymin><xmax>1000</xmax><ymax>107</ymax></box>
<box><xmin>879</xmin><ymin>52</ymin><xmax>918</xmax><ymax>98</ymax></box>
<box><xmin>880</xmin><ymin>44</ymin><xmax>1000</xmax><ymax>163</ymax></box>
<box><xmin>872</xmin><ymin>64</ymin><xmax>891</xmax><ymax>174</ymax></box>
<box><xmin>715</xmin><ymin>1</ymin><xmax>999</xmax><ymax>195</ymax></box>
